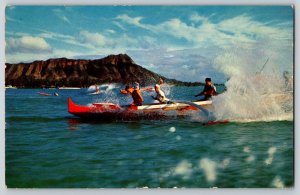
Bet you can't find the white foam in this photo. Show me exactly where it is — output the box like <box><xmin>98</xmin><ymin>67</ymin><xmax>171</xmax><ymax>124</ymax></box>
<box><xmin>160</xmin><ymin>83</ymin><xmax>172</xmax><ymax>96</ymax></box>
<box><xmin>243</xmin><ymin>146</ymin><xmax>251</xmax><ymax>153</ymax></box>
<box><xmin>174</xmin><ymin>160</ymin><xmax>193</xmax><ymax>179</ymax></box>
<box><xmin>176</xmin><ymin>135</ymin><xmax>182</xmax><ymax>141</ymax></box>
<box><xmin>87</xmin><ymin>85</ymin><xmax>99</xmax><ymax>92</ymax></box>
<box><xmin>271</xmin><ymin>176</ymin><xmax>285</xmax><ymax>188</ymax></box>
<box><xmin>199</xmin><ymin>158</ymin><xmax>217</xmax><ymax>183</ymax></box>
<box><xmin>103</xmin><ymin>83</ymin><xmax>118</xmax><ymax>92</ymax></box>
<box><xmin>97</xmin><ymin>83</ymin><xmax>120</xmax><ymax>105</ymax></box>
<box><xmin>265</xmin><ymin>146</ymin><xmax>277</xmax><ymax>165</ymax></box>
<box><xmin>268</xmin><ymin>146</ymin><xmax>277</xmax><ymax>155</ymax></box>
<box><xmin>222</xmin><ymin>158</ymin><xmax>230</xmax><ymax>168</ymax></box>
<box><xmin>169</xmin><ymin>126</ymin><xmax>176</xmax><ymax>133</ymax></box>
<box><xmin>246</xmin><ymin>155</ymin><xmax>255</xmax><ymax>163</ymax></box>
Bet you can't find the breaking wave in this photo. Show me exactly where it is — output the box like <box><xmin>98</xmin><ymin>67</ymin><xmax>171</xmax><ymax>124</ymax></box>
<box><xmin>210</xmin><ymin>48</ymin><xmax>293</xmax><ymax>123</ymax></box>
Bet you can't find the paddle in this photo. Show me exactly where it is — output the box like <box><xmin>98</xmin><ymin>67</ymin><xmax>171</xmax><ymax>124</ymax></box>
<box><xmin>170</xmin><ymin>100</ymin><xmax>212</xmax><ymax>122</ymax></box>
<box><xmin>256</xmin><ymin>57</ymin><xmax>269</xmax><ymax>74</ymax></box>
<box><xmin>170</xmin><ymin>100</ymin><xmax>229</xmax><ymax>125</ymax></box>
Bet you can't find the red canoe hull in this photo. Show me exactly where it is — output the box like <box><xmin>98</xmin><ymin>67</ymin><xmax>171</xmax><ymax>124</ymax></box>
<box><xmin>68</xmin><ymin>98</ymin><xmax>212</xmax><ymax>120</ymax></box>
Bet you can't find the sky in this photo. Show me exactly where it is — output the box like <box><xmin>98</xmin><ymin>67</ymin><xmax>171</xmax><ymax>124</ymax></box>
<box><xmin>5</xmin><ymin>6</ymin><xmax>294</xmax><ymax>83</ymax></box>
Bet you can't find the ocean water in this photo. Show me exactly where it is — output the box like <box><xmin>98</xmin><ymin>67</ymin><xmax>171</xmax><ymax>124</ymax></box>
<box><xmin>5</xmin><ymin>86</ymin><xmax>294</xmax><ymax>188</ymax></box>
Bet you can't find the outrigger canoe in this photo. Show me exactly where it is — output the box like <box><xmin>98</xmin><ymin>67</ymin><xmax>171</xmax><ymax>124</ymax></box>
<box><xmin>37</xmin><ymin>92</ymin><xmax>52</xmax><ymax>96</ymax></box>
<box><xmin>68</xmin><ymin>98</ymin><xmax>213</xmax><ymax>120</ymax></box>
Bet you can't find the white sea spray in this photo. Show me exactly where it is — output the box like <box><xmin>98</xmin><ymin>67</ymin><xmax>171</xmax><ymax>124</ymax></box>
<box><xmin>221</xmin><ymin>158</ymin><xmax>230</xmax><ymax>168</ymax></box>
<box><xmin>243</xmin><ymin>146</ymin><xmax>251</xmax><ymax>153</ymax></box>
<box><xmin>265</xmin><ymin>146</ymin><xmax>277</xmax><ymax>165</ymax></box>
<box><xmin>169</xmin><ymin>126</ymin><xmax>176</xmax><ymax>133</ymax></box>
<box><xmin>173</xmin><ymin>160</ymin><xmax>193</xmax><ymax>179</ymax></box>
<box><xmin>212</xmin><ymin>47</ymin><xmax>293</xmax><ymax>122</ymax></box>
<box><xmin>271</xmin><ymin>176</ymin><xmax>285</xmax><ymax>188</ymax></box>
<box><xmin>246</xmin><ymin>155</ymin><xmax>255</xmax><ymax>163</ymax></box>
<box><xmin>176</xmin><ymin>135</ymin><xmax>182</xmax><ymax>141</ymax></box>
<box><xmin>199</xmin><ymin>158</ymin><xmax>217</xmax><ymax>183</ymax></box>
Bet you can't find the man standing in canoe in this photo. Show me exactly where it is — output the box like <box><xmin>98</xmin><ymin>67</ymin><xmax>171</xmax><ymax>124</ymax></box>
<box><xmin>195</xmin><ymin>78</ymin><xmax>218</xmax><ymax>101</ymax></box>
<box><xmin>120</xmin><ymin>85</ymin><xmax>144</xmax><ymax>106</ymax></box>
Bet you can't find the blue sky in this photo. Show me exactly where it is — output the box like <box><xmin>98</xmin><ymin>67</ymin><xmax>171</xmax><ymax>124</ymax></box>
<box><xmin>5</xmin><ymin>6</ymin><xmax>294</xmax><ymax>82</ymax></box>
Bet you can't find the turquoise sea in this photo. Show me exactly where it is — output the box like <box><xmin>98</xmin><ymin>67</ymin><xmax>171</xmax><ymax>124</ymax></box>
<box><xmin>5</xmin><ymin>86</ymin><xmax>294</xmax><ymax>188</ymax></box>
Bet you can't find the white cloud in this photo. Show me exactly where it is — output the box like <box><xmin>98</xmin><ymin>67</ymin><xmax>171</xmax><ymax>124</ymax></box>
<box><xmin>5</xmin><ymin>30</ymin><xmax>158</xmax><ymax>63</ymax></box>
<box><xmin>6</xmin><ymin>36</ymin><xmax>52</xmax><ymax>54</ymax></box>
<box><xmin>115</xmin><ymin>14</ymin><xmax>145</xmax><ymax>28</ymax></box>
<box><xmin>6</xmin><ymin>53</ymin><xmax>48</xmax><ymax>64</ymax></box>
<box><xmin>106</xmin><ymin>29</ymin><xmax>116</xmax><ymax>34</ymax></box>
<box><xmin>5</xmin><ymin>12</ymin><xmax>292</xmax><ymax>83</ymax></box>
<box><xmin>116</xmin><ymin>13</ymin><xmax>292</xmax><ymax>82</ymax></box>
<box><xmin>113</xmin><ymin>21</ymin><xmax>127</xmax><ymax>31</ymax></box>
<box><xmin>37</xmin><ymin>31</ymin><xmax>93</xmax><ymax>50</ymax></box>
<box><xmin>79</xmin><ymin>30</ymin><xmax>107</xmax><ymax>47</ymax></box>
<box><xmin>128</xmin><ymin>47</ymin><xmax>225</xmax><ymax>82</ymax></box>
<box><xmin>217</xmin><ymin>15</ymin><xmax>291</xmax><ymax>43</ymax></box>
<box><xmin>53</xmin><ymin>8</ymin><xmax>71</xmax><ymax>24</ymax></box>
<box><xmin>115</xmin><ymin>13</ymin><xmax>292</xmax><ymax>50</ymax></box>
<box><xmin>190</xmin><ymin>13</ymin><xmax>208</xmax><ymax>23</ymax></box>
<box><xmin>5</xmin><ymin>47</ymin><xmax>90</xmax><ymax>64</ymax></box>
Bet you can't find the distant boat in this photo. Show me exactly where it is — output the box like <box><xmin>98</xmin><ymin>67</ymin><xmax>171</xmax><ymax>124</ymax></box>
<box><xmin>37</xmin><ymin>92</ymin><xmax>59</xmax><ymax>96</ymax></box>
<box><xmin>5</xmin><ymin>85</ymin><xmax>17</xmax><ymax>89</ymax></box>
<box><xmin>58</xmin><ymin>87</ymin><xmax>81</xmax><ymax>90</ymax></box>
<box><xmin>37</xmin><ymin>92</ymin><xmax>52</xmax><ymax>96</ymax></box>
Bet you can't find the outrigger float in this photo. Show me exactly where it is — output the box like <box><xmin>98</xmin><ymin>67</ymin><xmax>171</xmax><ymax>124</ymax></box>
<box><xmin>68</xmin><ymin>97</ymin><xmax>217</xmax><ymax>121</ymax></box>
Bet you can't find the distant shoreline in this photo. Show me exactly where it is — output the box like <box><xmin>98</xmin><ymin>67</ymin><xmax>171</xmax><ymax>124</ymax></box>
<box><xmin>5</xmin><ymin>54</ymin><xmax>225</xmax><ymax>88</ymax></box>
<box><xmin>5</xmin><ymin>82</ymin><xmax>225</xmax><ymax>89</ymax></box>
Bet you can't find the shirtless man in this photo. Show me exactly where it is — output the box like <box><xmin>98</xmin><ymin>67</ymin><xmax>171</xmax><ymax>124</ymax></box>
<box><xmin>120</xmin><ymin>85</ymin><xmax>143</xmax><ymax>106</ymax></box>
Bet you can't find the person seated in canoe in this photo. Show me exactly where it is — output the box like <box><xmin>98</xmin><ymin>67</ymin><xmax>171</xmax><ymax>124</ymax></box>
<box><xmin>152</xmin><ymin>84</ymin><xmax>170</xmax><ymax>104</ymax></box>
<box><xmin>120</xmin><ymin>85</ymin><xmax>144</xmax><ymax>106</ymax></box>
<box><xmin>195</xmin><ymin>78</ymin><xmax>218</xmax><ymax>101</ymax></box>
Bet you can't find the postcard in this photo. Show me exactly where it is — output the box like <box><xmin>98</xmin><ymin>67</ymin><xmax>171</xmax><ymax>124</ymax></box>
<box><xmin>5</xmin><ymin>5</ymin><xmax>294</xmax><ymax>188</ymax></box>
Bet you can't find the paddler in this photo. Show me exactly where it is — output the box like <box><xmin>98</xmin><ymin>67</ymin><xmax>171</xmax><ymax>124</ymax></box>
<box><xmin>152</xmin><ymin>84</ymin><xmax>170</xmax><ymax>104</ymax></box>
<box><xmin>159</xmin><ymin>78</ymin><xmax>164</xmax><ymax>85</ymax></box>
<box><xmin>195</xmin><ymin>78</ymin><xmax>218</xmax><ymax>101</ymax></box>
<box><xmin>120</xmin><ymin>85</ymin><xmax>143</xmax><ymax>106</ymax></box>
